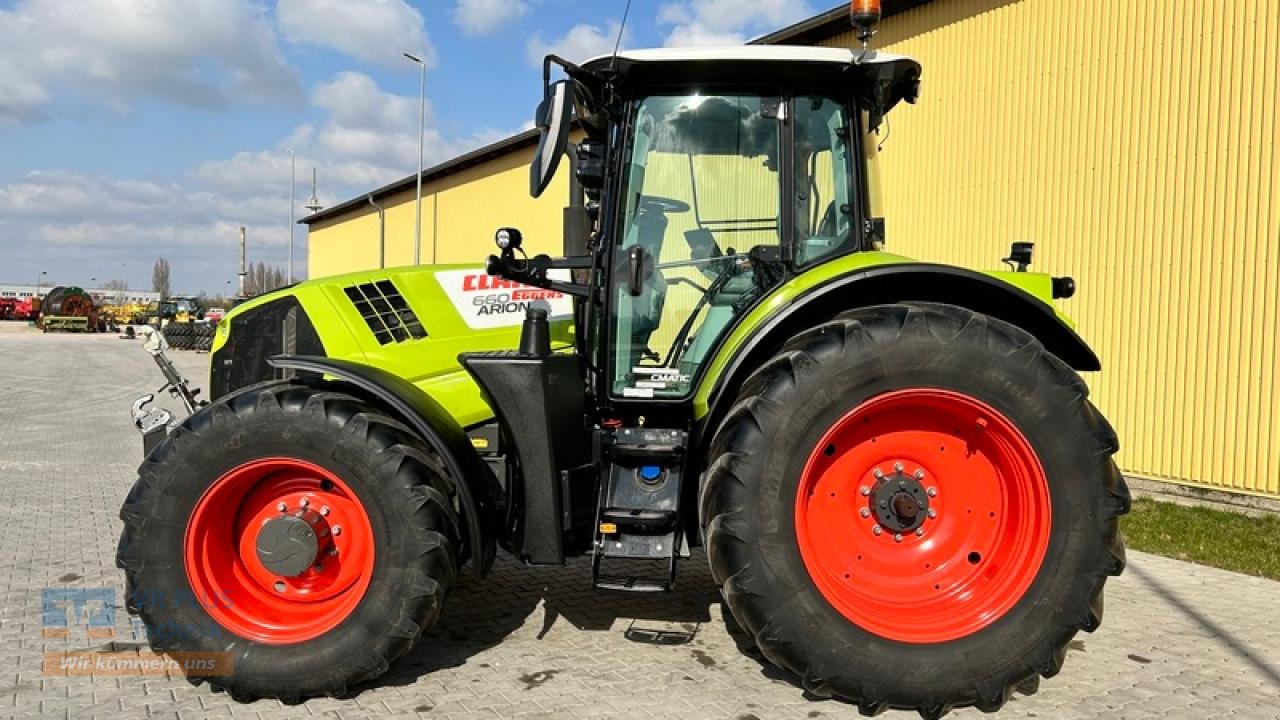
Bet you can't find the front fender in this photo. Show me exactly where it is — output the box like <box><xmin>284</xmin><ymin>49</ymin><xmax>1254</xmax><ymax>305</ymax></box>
<box><xmin>268</xmin><ymin>355</ymin><xmax>500</xmax><ymax>575</ymax></box>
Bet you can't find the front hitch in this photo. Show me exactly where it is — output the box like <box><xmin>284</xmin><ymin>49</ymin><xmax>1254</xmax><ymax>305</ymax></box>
<box><xmin>131</xmin><ymin>326</ymin><xmax>206</xmax><ymax>456</ymax></box>
<box><xmin>131</xmin><ymin>394</ymin><xmax>172</xmax><ymax>456</ymax></box>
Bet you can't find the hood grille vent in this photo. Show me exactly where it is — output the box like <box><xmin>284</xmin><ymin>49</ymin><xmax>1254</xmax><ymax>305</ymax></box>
<box><xmin>343</xmin><ymin>280</ymin><xmax>427</xmax><ymax>344</ymax></box>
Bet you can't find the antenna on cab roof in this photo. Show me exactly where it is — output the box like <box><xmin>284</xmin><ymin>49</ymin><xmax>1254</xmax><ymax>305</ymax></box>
<box><xmin>608</xmin><ymin>0</ymin><xmax>634</xmax><ymax>72</ymax></box>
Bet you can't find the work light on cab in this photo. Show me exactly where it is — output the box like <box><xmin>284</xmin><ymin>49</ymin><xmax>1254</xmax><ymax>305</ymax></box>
<box><xmin>495</xmin><ymin>227</ymin><xmax>522</xmax><ymax>254</ymax></box>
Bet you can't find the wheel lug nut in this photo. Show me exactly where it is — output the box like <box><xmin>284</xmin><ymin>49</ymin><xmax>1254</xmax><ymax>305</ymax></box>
<box><xmin>928</xmin><ymin>508</ymin><xmax>937</xmax><ymax>518</ymax></box>
<box><xmin>860</xmin><ymin>486</ymin><xmax>871</xmax><ymax>496</ymax></box>
<box><xmin>328</xmin><ymin>547</ymin><xmax>338</xmax><ymax>556</ymax></box>
<box><xmin>300</xmin><ymin>498</ymin><xmax>309</xmax><ymax>508</ymax></box>
<box><xmin>915</xmin><ymin>528</ymin><xmax>925</xmax><ymax>537</ymax></box>
<box><xmin>914</xmin><ymin>469</ymin><xmax>925</xmax><ymax>479</ymax></box>
<box><xmin>332</xmin><ymin>525</ymin><xmax>342</xmax><ymax>536</ymax></box>
<box><xmin>276</xmin><ymin>502</ymin><xmax>287</xmax><ymax>512</ymax></box>
<box><xmin>273</xmin><ymin>581</ymin><xmax>286</xmax><ymax>593</ymax></box>
<box><xmin>872</xmin><ymin>525</ymin><xmax>882</xmax><ymax>536</ymax></box>
<box><xmin>320</xmin><ymin>505</ymin><xmax>330</xmax><ymax>516</ymax></box>
<box><xmin>893</xmin><ymin>533</ymin><xmax>903</xmax><ymax>543</ymax></box>
<box><xmin>894</xmin><ymin>462</ymin><xmax>904</xmax><ymax>473</ymax></box>
<box><xmin>860</xmin><ymin>508</ymin><xmax>871</xmax><ymax>518</ymax></box>
<box><xmin>872</xmin><ymin>468</ymin><xmax>883</xmax><ymax>479</ymax></box>
<box><xmin>927</xmin><ymin>487</ymin><xmax>937</xmax><ymax>497</ymax></box>
<box><xmin>314</xmin><ymin>564</ymin><xmax>324</xmax><ymax>573</ymax></box>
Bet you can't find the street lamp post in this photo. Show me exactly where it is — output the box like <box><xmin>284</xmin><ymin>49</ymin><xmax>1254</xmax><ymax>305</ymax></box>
<box><xmin>403</xmin><ymin>51</ymin><xmax>426</xmax><ymax>265</ymax></box>
<box><xmin>287</xmin><ymin>148</ymin><xmax>296</xmax><ymax>284</ymax></box>
<box><xmin>36</xmin><ymin>270</ymin><xmax>47</xmax><ymax>297</ymax></box>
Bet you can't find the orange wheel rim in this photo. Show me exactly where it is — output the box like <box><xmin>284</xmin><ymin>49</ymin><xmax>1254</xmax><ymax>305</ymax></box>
<box><xmin>184</xmin><ymin>458</ymin><xmax>375</xmax><ymax>644</ymax></box>
<box><xmin>794</xmin><ymin>389</ymin><xmax>1051</xmax><ymax>643</ymax></box>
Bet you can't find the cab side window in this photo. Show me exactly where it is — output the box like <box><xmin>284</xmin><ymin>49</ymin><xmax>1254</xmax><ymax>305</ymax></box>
<box><xmin>793</xmin><ymin>96</ymin><xmax>854</xmax><ymax>266</ymax></box>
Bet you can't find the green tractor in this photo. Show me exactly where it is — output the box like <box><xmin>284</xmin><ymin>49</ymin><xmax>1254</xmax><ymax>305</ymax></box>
<box><xmin>119</xmin><ymin>13</ymin><xmax>1127</xmax><ymax>717</ymax></box>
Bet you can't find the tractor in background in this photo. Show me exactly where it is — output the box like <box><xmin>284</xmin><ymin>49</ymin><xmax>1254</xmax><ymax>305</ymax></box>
<box><xmin>119</xmin><ymin>3</ymin><xmax>1127</xmax><ymax>716</ymax></box>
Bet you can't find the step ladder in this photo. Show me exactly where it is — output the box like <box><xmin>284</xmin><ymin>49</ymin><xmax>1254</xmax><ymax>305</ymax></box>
<box><xmin>591</xmin><ymin>427</ymin><xmax>689</xmax><ymax>592</ymax></box>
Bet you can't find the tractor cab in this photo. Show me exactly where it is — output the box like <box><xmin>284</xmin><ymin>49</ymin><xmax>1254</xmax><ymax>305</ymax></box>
<box><xmin>470</xmin><ymin>45</ymin><xmax>922</xmax><ymax>588</ymax></box>
<box><xmin>492</xmin><ymin>45</ymin><xmax>919</xmax><ymax>405</ymax></box>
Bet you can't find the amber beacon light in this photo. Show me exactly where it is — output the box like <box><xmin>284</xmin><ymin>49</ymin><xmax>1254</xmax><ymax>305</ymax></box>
<box><xmin>850</xmin><ymin>0</ymin><xmax>882</xmax><ymax>44</ymax></box>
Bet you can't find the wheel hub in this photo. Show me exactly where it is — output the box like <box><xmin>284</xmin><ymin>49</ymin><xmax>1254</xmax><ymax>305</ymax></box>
<box><xmin>869</xmin><ymin>470</ymin><xmax>930</xmax><ymax>532</ymax></box>
<box><xmin>255</xmin><ymin>509</ymin><xmax>331</xmax><ymax>578</ymax></box>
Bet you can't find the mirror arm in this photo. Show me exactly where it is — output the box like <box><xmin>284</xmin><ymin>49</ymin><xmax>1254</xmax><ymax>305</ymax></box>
<box><xmin>487</xmin><ymin>253</ymin><xmax>592</xmax><ymax>298</ymax></box>
<box><xmin>543</xmin><ymin>54</ymin><xmax>601</xmax><ymax>90</ymax></box>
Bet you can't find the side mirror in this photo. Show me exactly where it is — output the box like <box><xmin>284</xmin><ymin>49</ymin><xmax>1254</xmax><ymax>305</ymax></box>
<box><xmin>530</xmin><ymin>79</ymin><xmax>573</xmax><ymax>198</ymax></box>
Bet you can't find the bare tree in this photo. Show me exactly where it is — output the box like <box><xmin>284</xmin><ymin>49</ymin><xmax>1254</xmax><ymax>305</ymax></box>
<box><xmin>103</xmin><ymin>278</ymin><xmax>129</xmax><ymax>304</ymax></box>
<box><xmin>152</xmin><ymin>258</ymin><xmax>171</xmax><ymax>299</ymax></box>
<box><xmin>243</xmin><ymin>262</ymin><xmax>289</xmax><ymax>296</ymax></box>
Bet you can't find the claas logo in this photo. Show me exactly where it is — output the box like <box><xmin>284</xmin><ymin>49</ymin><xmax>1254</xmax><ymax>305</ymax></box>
<box><xmin>461</xmin><ymin>274</ymin><xmax>564</xmax><ymax>317</ymax></box>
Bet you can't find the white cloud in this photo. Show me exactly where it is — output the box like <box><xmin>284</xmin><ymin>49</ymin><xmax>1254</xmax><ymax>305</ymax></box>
<box><xmin>657</xmin><ymin>0</ymin><xmax>815</xmax><ymax>47</ymax></box>
<box><xmin>452</xmin><ymin>0</ymin><xmax>528</xmax><ymax>36</ymax></box>
<box><xmin>312</xmin><ymin>71</ymin><xmax>420</xmax><ymax>133</ymax></box>
<box><xmin>0</xmin><ymin>63</ymin><xmax>52</xmax><ymax>125</ymax></box>
<box><xmin>526</xmin><ymin>22</ymin><xmax>625</xmax><ymax>67</ymax></box>
<box><xmin>0</xmin><ymin>0</ymin><xmax>300</xmax><ymax>124</ymax></box>
<box><xmin>0</xmin><ymin>70</ymin><xmax>519</xmax><ymax>293</ymax></box>
<box><xmin>278</xmin><ymin>0</ymin><xmax>434</xmax><ymax>67</ymax></box>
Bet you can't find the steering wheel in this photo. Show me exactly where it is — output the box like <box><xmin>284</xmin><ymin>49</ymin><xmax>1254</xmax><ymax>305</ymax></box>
<box><xmin>639</xmin><ymin>195</ymin><xmax>691</xmax><ymax>214</ymax></box>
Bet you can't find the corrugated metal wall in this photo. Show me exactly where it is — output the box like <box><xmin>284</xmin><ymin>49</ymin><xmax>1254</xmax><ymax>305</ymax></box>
<box><xmin>822</xmin><ymin>0</ymin><xmax>1280</xmax><ymax>495</ymax></box>
<box><xmin>309</xmin><ymin>0</ymin><xmax>1279</xmax><ymax>497</ymax></box>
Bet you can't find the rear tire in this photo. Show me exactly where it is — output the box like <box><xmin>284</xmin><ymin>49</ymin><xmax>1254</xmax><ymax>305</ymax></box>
<box><xmin>117</xmin><ymin>381</ymin><xmax>460</xmax><ymax>701</ymax></box>
<box><xmin>701</xmin><ymin>303</ymin><xmax>1128</xmax><ymax>717</ymax></box>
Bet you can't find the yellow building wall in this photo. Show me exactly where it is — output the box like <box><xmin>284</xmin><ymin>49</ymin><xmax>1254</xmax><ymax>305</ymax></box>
<box><xmin>308</xmin><ymin>144</ymin><xmax>571</xmax><ymax>278</ymax></box>
<box><xmin>307</xmin><ymin>0</ymin><xmax>1279</xmax><ymax>497</ymax></box>
<box><xmin>820</xmin><ymin>0</ymin><xmax>1279</xmax><ymax>496</ymax></box>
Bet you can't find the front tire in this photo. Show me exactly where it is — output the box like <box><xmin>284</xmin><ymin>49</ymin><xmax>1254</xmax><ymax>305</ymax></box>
<box><xmin>701</xmin><ymin>303</ymin><xmax>1129</xmax><ymax>717</ymax></box>
<box><xmin>117</xmin><ymin>381</ymin><xmax>460</xmax><ymax>701</ymax></box>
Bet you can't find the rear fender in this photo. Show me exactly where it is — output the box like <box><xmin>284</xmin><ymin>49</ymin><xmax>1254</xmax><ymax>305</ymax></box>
<box><xmin>693</xmin><ymin>263</ymin><xmax>1100</xmax><ymax>485</ymax></box>
<box><xmin>269</xmin><ymin>355</ymin><xmax>500</xmax><ymax>575</ymax></box>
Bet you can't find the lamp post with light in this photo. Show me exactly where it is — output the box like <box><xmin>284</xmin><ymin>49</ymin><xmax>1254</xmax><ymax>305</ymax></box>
<box><xmin>403</xmin><ymin>51</ymin><xmax>426</xmax><ymax>265</ymax></box>
<box><xmin>287</xmin><ymin>148</ymin><xmax>296</xmax><ymax>284</ymax></box>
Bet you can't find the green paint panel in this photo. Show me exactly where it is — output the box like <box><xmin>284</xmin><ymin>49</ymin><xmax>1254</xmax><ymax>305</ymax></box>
<box><xmin>215</xmin><ymin>254</ymin><xmax>1076</xmax><ymax>429</ymax></box>
<box><xmin>213</xmin><ymin>263</ymin><xmax>574</xmax><ymax>429</ymax></box>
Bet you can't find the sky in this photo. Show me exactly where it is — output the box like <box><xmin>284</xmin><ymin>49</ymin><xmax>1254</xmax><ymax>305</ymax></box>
<box><xmin>0</xmin><ymin>0</ymin><xmax>825</xmax><ymax>296</ymax></box>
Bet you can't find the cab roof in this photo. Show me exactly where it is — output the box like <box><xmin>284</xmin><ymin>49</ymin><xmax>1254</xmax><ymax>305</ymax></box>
<box><xmin>583</xmin><ymin>45</ymin><xmax>917</xmax><ymax>69</ymax></box>
<box><xmin>578</xmin><ymin>46</ymin><xmax>921</xmax><ymax>123</ymax></box>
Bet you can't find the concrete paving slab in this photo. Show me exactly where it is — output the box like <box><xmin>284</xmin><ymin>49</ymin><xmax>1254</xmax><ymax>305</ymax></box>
<box><xmin>0</xmin><ymin>326</ymin><xmax>1276</xmax><ymax>719</ymax></box>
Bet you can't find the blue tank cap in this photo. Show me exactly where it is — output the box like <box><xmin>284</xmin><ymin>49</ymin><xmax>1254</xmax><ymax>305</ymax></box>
<box><xmin>639</xmin><ymin>465</ymin><xmax>663</xmax><ymax>481</ymax></box>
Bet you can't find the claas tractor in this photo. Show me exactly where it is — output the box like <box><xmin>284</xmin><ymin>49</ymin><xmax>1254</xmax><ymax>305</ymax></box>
<box><xmin>118</xmin><ymin>9</ymin><xmax>1128</xmax><ymax>716</ymax></box>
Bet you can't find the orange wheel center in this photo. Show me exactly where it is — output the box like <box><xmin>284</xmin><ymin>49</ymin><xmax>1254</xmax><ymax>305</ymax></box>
<box><xmin>184</xmin><ymin>458</ymin><xmax>375</xmax><ymax>644</ymax></box>
<box><xmin>794</xmin><ymin>389</ymin><xmax>1052</xmax><ymax>643</ymax></box>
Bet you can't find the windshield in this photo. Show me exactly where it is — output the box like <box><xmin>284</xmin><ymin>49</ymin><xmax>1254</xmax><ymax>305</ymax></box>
<box><xmin>610</xmin><ymin>92</ymin><xmax>857</xmax><ymax>400</ymax></box>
